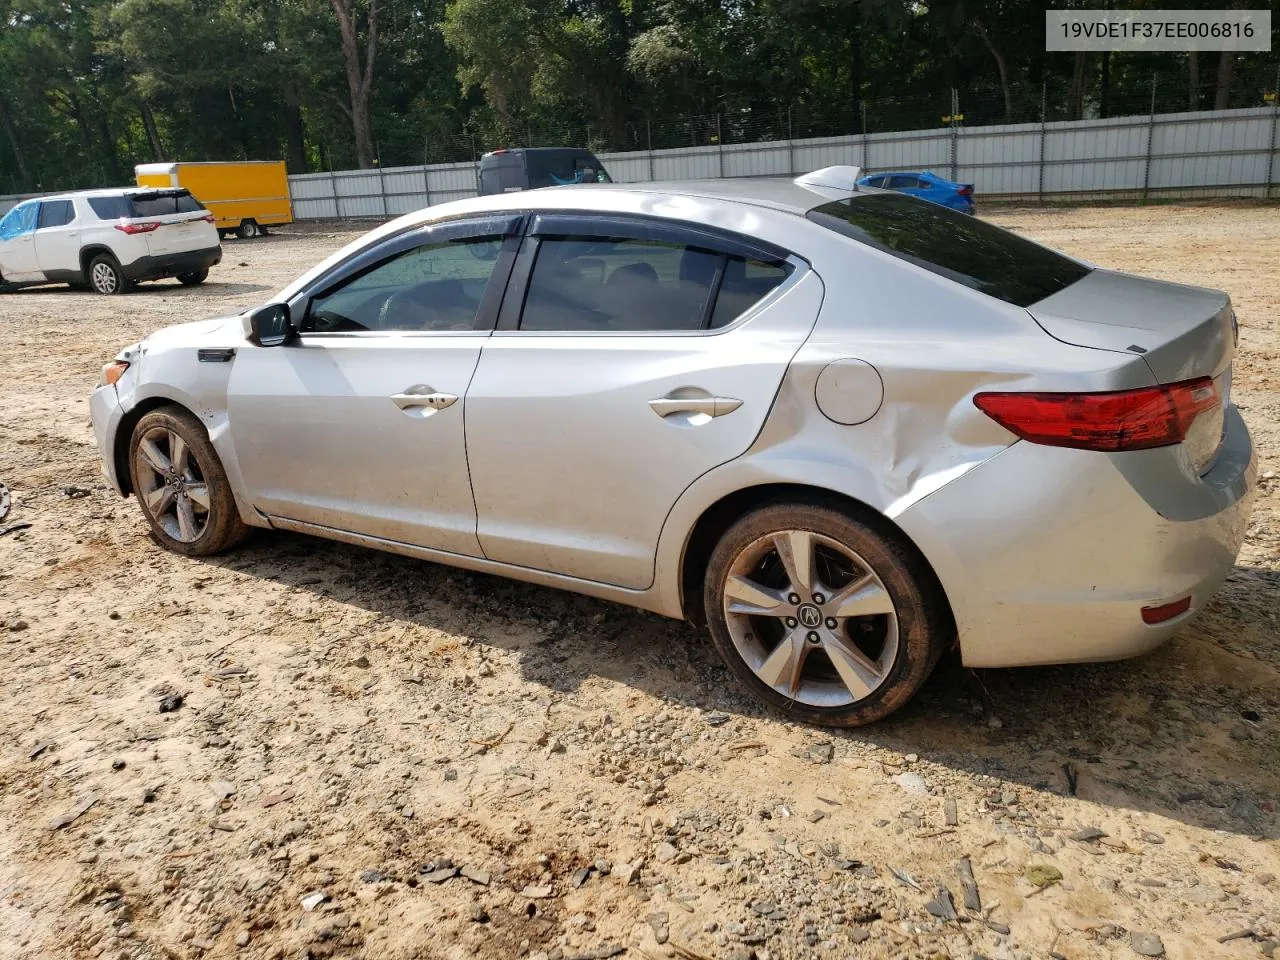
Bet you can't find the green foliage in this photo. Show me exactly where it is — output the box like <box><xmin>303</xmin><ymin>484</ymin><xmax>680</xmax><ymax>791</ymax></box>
<box><xmin>0</xmin><ymin>0</ymin><xmax>1274</xmax><ymax>192</ymax></box>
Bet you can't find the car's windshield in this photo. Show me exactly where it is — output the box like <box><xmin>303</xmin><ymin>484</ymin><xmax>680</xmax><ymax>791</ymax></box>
<box><xmin>807</xmin><ymin>193</ymin><xmax>1090</xmax><ymax>307</ymax></box>
<box><xmin>0</xmin><ymin>202</ymin><xmax>38</xmax><ymax>240</ymax></box>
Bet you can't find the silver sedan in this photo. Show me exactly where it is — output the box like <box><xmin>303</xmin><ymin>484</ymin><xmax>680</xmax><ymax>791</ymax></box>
<box><xmin>89</xmin><ymin>168</ymin><xmax>1256</xmax><ymax>726</ymax></box>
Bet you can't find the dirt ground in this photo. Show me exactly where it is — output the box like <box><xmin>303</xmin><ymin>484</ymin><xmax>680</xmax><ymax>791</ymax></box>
<box><xmin>1</xmin><ymin>203</ymin><xmax>1277</xmax><ymax>960</ymax></box>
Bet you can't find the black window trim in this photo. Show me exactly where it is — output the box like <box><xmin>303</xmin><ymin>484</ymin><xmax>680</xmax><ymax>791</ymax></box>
<box><xmin>289</xmin><ymin>213</ymin><xmax>526</xmax><ymax>338</ymax></box>
<box><xmin>494</xmin><ymin>211</ymin><xmax>804</xmax><ymax>336</ymax></box>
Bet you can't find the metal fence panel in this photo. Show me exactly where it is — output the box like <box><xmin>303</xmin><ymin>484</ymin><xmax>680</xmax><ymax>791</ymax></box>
<box><xmin>288</xmin><ymin>105</ymin><xmax>1278</xmax><ymax>218</ymax></box>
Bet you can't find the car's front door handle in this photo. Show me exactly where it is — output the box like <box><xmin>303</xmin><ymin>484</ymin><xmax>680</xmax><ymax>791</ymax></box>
<box><xmin>648</xmin><ymin>395</ymin><xmax>743</xmax><ymax>419</ymax></box>
<box><xmin>391</xmin><ymin>389</ymin><xmax>457</xmax><ymax>411</ymax></box>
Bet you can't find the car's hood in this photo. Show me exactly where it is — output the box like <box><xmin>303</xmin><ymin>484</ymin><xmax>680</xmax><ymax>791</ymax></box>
<box><xmin>143</xmin><ymin>312</ymin><xmax>246</xmax><ymax>350</ymax></box>
<box><xmin>1027</xmin><ymin>268</ymin><xmax>1234</xmax><ymax>384</ymax></box>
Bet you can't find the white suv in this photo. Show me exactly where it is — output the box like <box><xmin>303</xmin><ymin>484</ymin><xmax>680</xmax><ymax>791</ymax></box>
<box><xmin>0</xmin><ymin>187</ymin><xmax>222</xmax><ymax>295</ymax></box>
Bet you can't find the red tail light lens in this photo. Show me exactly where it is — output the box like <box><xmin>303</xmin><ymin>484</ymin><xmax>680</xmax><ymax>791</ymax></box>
<box><xmin>114</xmin><ymin>221</ymin><xmax>160</xmax><ymax>235</ymax></box>
<box><xmin>1141</xmin><ymin>596</ymin><xmax>1192</xmax><ymax>624</ymax></box>
<box><xmin>200</xmin><ymin>213</ymin><xmax>215</xmax><ymax>223</ymax></box>
<box><xmin>958</xmin><ymin>184</ymin><xmax>974</xmax><ymax>195</ymax></box>
<box><xmin>973</xmin><ymin>377</ymin><xmax>1219</xmax><ymax>452</ymax></box>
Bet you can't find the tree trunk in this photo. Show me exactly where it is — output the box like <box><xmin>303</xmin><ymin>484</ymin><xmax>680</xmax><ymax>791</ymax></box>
<box><xmin>68</xmin><ymin>91</ymin><xmax>95</xmax><ymax>151</ymax></box>
<box><xmin>1098</xmin><ymin>51</ymin><xmax>1111</xmax><ymax>118</ymax></box>
<box><xmin>973</xmin><ymin>20</ymin><xmax>1012</xmax><ymax>121</ymax></box>
<box><xmin>284</xmin><ymin>89</ymin><xmax>308</xmax><ymax>173</ymax></box>
<box><xmin>330</xmin><ymin>0</ymin><xmax>380</xmax><ymax>168</ymax></box>
<box><xmin>1188</xmin><ymin>51</ymin><xmax>1200</xmax><ymax>110</ymax></box>
<box><xmin>92</xmin><ymin>87</ymin><xmax>124</xmax><ymax>184</ymax></box>
<box><xmin>0</xmin><ymin>96</ymin><xmax>33</xmax><ymax>190</ymax></box>
<box><xmin>1214</xmin><ymin>52</ymin><xmax>1234</xmax><ymax>110</ymax></box>
<box><xmin>140</xmin><ymin>101</ymin><xmax>164</xmax><ymax>160</ymax></box>
<box><xmin>850</xmin><ymin>2</ymin><xmax>863</xmax><ymax>133</ymax></box>
<box><xmin>1070</xmin><ymin>51</ymin><xmax>1087</xmax><ymax>120</ymax></box>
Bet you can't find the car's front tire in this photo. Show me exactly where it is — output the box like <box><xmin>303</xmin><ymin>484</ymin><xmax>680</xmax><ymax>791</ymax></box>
<box><xmin>127</xmin><ymin>406</ymin><xmax>249</xmax><ymax>557</ymax></box>
<box><xmin>177</xmin><ymin>269</ymin><xmax>209</xmax><ymax>286</ymax></box>
<box><xmin>704</xmin><ymin>502</ymin><xmax>948</xmax><ymax>727</ymax></box>
<box><xmin>88</xmin><ymin>254</ymin><xmax>132</xmax><ymax>295</ymax></box>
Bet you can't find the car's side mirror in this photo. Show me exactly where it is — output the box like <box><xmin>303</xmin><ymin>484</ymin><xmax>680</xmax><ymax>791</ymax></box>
<box><xmin>247</xmin><ymin>303</ymin><xmax>293</xmax><ymax>347</ymax></box>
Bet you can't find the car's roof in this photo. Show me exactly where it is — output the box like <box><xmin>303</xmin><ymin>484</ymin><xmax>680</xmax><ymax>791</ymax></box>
<box><xmin>544</xmin><ymin>177</ymin><xmax>860</xmax><ymax>214</ymax></box>
<box><xmin>36</xmin><ymin>187</ymin><xmax>178</xmax><ymax>201</ymax></box>
<box><xmin>274</xmin><ymin>176</ymin><xmax>872</xmax><ymax>303</ymax></box>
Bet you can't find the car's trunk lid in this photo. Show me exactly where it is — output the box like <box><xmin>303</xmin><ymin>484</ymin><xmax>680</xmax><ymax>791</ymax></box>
<box><xmin>1027</xmin><ymin>268</ymin><xmax>1235</xmax><ymax>384</ymax></box>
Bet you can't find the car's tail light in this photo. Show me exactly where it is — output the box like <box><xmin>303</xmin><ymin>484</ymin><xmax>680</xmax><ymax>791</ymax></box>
<box><xmin>200</xmin><ymin>213</ymin><xmax>215</xmax><ymax>223</ymax></box>
<box><xmin>973</xmin><ymin>377</ymin><xmax>1220</xmax><ymax>452</ymax></box>
<box><xmin>958</xmin><ymin>184</ymin><xmax>973</xmax><ymax>195</ymax></box>
<box><xmin>115</xmin><ymin>221</ymin><xmax>160</xmax><ymax>235</ymax></box>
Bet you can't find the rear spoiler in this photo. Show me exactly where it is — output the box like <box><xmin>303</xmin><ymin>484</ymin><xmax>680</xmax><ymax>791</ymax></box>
<box><xmin>793</xmin><ymin>166</ymin><xmax>863</xmax><ymax>201</ymax></box>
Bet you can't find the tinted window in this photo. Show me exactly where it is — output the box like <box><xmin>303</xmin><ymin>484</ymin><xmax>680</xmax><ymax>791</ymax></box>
<box><xmin>131</xmin><ymin>190</ymin><xmax>203</xmax><ymax>217</ymax></box>
<box><xmin>0</xmin><ymin>202</ymin><xmax>37</xmax><ymax>239</ymax></box>
<box><xmin>307</xmin><ymin>235</ymin><xmax>505</xmax><ymax>333</ymax></box>
<box><xmin>711</xmin><ymin>257</ymin><xmax>792</xmax><ymax>328</ymax></box>
<box><xmin>520</xmin><ymin>235</ymin><xmax>791</xmax><ymax>332</ymax></box>
<box><xmin>38</xmin><ymin>200</ymin><xmax>75</xmax><ymax>229</ymax></box>
<box><xmin>87</xmin><ymin>196</ymin><xmax>134</xmax><ymax>220</ymax></box>
<box><xmin>525</xmin><ymin>152</ymin><xmax>609</xmax><ymax>188</ymax></box>
<box><xmin>887</xmin><ymin>175</ymin><xmax>920</xmax><ymax>189</ymax></box>
<box><xmin>863</xmin><ymin>176</ymin><xmax>886</xmax><ymax>188</ymax></box>
<box><xmin>807</xmin><ymin>194</ymin><xmax>1091</xmax><ymax>307</ymax></box>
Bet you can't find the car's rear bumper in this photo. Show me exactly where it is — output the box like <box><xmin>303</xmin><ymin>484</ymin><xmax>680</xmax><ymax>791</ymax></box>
<box><xmin>122</xmin><ymin>246</ymin><xmax>222</xmax><ymax>282</ymax></box>
<box><xmin>90</xmin><ymin>384</ymin><xmax>127</xmax><ymax>495</ymax></box>
<box><xmin>895</xmin><ymin>405</ymin><xmax>1256</xmax><ymax>668</ymax></box>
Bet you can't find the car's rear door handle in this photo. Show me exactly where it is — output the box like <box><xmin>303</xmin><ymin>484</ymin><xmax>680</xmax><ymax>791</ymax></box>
<box><xmin>391</xmin><ymin>388</ymin><xmax>457</xmax><ymax>411</ymax></box>
<box><xmin>648</xmin><ymin>396</ymin><xmax>743</xmax><ymax>418</ymax></box>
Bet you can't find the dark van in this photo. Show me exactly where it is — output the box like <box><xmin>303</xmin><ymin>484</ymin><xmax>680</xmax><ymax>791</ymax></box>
<box><xmin>478</xmin><ymin>147</ymin><xmax>612</xmax><ymax>196</ymax></box>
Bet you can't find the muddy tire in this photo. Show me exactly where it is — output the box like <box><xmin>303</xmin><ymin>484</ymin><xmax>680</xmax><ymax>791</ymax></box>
<box><xmin>127</xmin><ymin>406</ymin><xmax>250</xmax><ymax>557</ymax></box>
<box><xmin>704</xmin><ymin>501</ymin><xmax>949</xmax><ymax>727</ymax></box>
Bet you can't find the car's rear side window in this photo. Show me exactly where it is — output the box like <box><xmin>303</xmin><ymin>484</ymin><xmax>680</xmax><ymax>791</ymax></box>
<box><xmin>38</xmin><ymin>200</ymin><xmax>75</xmax><ymax>228</ymax></box>
<box><xmin>807</xmin><ymin>193</ymin><xmax>1091</xmax><ymax>307</ymax></box>
<box><xmin>518</xmin><ymin>234</ymin><xmax>792</xmax><ymax>332</ymax></box>
<box><xmin>87</xmin><ymin>196</ymin><xmax>134</xmax><ymax>220</ymax></box>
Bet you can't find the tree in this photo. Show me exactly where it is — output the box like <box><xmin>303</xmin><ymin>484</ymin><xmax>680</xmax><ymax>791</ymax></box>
<box><xmin>329</xmin><ymin>0</ymin><xmax>380</xmax><ymax>167</ymax></box>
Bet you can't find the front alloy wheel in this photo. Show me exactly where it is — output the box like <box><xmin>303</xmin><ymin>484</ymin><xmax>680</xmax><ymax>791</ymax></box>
<box><xmin>705</xmin><ymin>502</ymin><xmax>948</xmax><ymax>727</ymax></box>
<box><xmin>127</xmin><ymin>407</ymin><xmax>249</xmax><ymax>556</ymax></box>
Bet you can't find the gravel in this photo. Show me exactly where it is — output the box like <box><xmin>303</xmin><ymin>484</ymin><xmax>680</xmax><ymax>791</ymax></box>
<box><xmin>2</xmin><ymin>211</ymin><xmax>1279</xmax><ymax>960</ymax></box>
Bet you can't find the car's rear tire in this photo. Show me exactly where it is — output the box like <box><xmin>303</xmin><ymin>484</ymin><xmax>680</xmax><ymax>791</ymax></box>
<box><xmin>127</xmin><ymin>406</ymin><xmax>250</xmax><ymax>557</ymax></box>
<box><xmin>88</xmin><ymin>254</ymin><xmax>131</xmax><ymax>295</ymax></box>
<box><xmin>704</xmin><ymin>501</ymin><xmax>948</xmax><ymax>727</ymax></box>
<box><xmin>177</xmin><ymin>269</ymin><xmax>209</xmax><ymax>286</ymax></box>
<box><xmin>235</xmin><ymin>219</ymin><xmax>260</xmax><ymax>239</ymax></box>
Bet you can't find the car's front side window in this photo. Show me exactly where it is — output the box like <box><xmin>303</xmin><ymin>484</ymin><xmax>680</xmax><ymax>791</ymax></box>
<box><xmin>306</xmin><ymin>234</ymin><xmax>507</xmax><ymax>333</ymax></box>
<box><xmin>0</xmin><ymin>202</ymin><xmax>37</xmax><ymax>240</ymax></box>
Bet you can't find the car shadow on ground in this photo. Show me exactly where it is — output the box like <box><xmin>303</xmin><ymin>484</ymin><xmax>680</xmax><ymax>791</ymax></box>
<box><xmin>205</xmin><ymin>532</ymin><xmax>1280</xmax><ymax>840</ymax></box>
<box><xmin>7</xmin><ymin>281</ymin><xmax>272</xmax><ymax>297</ymax></box>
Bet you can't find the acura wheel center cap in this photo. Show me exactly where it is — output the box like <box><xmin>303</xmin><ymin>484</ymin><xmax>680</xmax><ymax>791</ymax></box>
<box><xmin>797</xmin><ymin>604</ymin><xmax>822</xmax><ymax>628</ymax></box>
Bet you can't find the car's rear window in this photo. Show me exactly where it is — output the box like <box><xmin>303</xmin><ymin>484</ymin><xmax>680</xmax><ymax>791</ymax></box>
<box><xmin>131</xmin><ymin>191</ymin><xmax>204</xmax><ymax>217</ymax></box>
<box><xmin>806</xmin><ymin>193</ymin><xmax>1091</xmax><ymax>307</ymax></box>
<box><xmin>87</xmin><ymin>191</ymin><xmax>204</xmax><ymax>220</ymax></box>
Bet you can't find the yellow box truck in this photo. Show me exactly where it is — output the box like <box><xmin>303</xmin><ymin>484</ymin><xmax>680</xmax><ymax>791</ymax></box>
<box><xmin>135</xmin><ymin>161</ymin><xmax>292</xmax><ymax>239</ymax></box>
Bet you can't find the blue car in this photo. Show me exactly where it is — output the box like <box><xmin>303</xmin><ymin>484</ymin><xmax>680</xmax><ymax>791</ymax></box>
<box><xmin>858</xmin><ymin>170</ymin><xmax>976</xmax><ymax>214</ymax></box>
